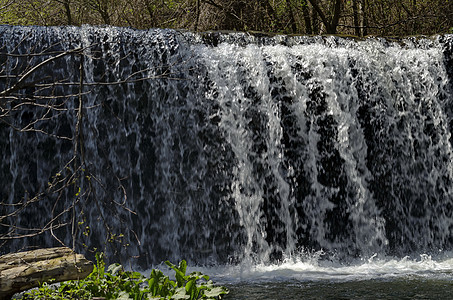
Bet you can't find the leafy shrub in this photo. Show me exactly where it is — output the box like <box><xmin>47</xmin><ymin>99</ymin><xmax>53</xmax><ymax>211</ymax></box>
<box><xmin>20</xmin><ymin>253</ymin><xmax>228</xmax><ymax>300</ymax></box>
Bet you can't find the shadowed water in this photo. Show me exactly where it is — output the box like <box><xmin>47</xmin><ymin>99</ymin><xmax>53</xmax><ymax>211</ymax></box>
<box><xmin>225</xmin><ymin>279</ymin><xmax>453</xmax><ymax>300</ymax></box>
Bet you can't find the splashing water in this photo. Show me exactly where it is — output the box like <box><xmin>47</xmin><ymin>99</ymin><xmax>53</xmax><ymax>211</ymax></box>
<box><xmin>1</xmin><ymin>26</ymin><xmax>453</xmax><ymax>278</ymax></box>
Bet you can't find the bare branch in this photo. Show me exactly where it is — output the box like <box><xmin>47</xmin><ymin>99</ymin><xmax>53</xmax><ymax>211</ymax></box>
<box><xmin>0</xmin><ymin>47</ymin><xmax>83</xmax><ymax>97</ymax></box>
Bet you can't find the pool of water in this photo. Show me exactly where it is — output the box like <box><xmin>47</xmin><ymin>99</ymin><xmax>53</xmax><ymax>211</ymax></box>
<box><xmin>224</xmin><ymin>278</ymin><xmax>453</xmax><ymax>299</ymax></box>
<box><xmin>189</xmin><ymin>254</ymin><xmax>453</xmax><ymax>300</ymax></box>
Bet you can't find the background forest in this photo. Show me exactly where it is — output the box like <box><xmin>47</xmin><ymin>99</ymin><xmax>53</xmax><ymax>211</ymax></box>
<box><xmin>0</xmin><ymin>0</ymin><xmax>452</xmax><ymax>36</ymax></box>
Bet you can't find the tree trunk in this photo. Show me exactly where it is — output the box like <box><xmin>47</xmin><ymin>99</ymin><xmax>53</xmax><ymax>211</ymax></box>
<box><xmin>352</xmin><ymin>0</ymin><xmax>360</xmax><ymax>36</ymax></box>
<box><xmin>195</xmin><ymin>0</ymin><xmax>201</xmax><ymax>31</ymax></box>
<box><xmin>308</xmin><ymin>0</ymin><xmax>330</xmax><ymax>32</ymax></box>
<box><xmin>286</xmin><ymin>0</ymin><xmax>298</xmax><ymax>33</ymax></box>
<box><xmin>301</xmin><ymin>0</ymin><xmax>313</xmax><ymax>34</ymax></box>
<box><xmin>0</xmin><ymin>247</ymin><xmax>93</xmax><ymax>300</ymax></box>
<box><xmin>63</xmin><ymin>0</ymin><xmax>72</xmax><ymax>25</ymax></box>
<box><xmin>312</xmin><ymin>7</ymin><xmax>319</xmax><ymax>34</ymax></box>
<box><xmin>329</xmin><ymin>0</ymin><xmax>343</xmax><ymax>34</ymax></box>
<box><xmin>308</xmin><ymin>0</ymin><xmax>342</xmax><ymax>34</ymax></box>
<box><xmin>361</xmin><ymin>0</ymin><xmax>368</xmax><ymax>36</ymax></box>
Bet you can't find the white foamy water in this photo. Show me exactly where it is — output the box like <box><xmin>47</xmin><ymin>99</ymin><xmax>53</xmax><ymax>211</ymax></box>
<box><xmin>179</xmin><ymin>253</ymin><xmax>453</xmax><ymax>285</ymax></box>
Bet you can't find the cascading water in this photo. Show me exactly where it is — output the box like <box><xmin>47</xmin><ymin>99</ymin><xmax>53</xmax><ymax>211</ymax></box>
<box><xmin>1</xmin><ymin>26</ymin><xmax>453</xmax><ymax>271</ymax></box>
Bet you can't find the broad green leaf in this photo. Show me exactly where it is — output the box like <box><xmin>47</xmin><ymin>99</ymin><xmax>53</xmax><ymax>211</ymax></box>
<box><xmin>108</xmin><ymin>263</ymin><xmax>123</xmax><ymax>275</ymax></box>
<box><xmin>130</xmin><ymin>271</ymin><xmax>144</xmax><ymax>279</ymax></box>
<box><xmin>172</xmin><ymin>287</ymin><xmax>190</xmax><ymax>299</ymax></box>
<box><xmin>165</xmin><ymin>260</ymin><xmax>186</xmax><ymax>287</ymax></box>
<box><xmin>204</xmin><ymin>287</ymin><xmax>229</xmax><ymax>298</ymax></box>
<box><xmin>185</xmin><ymin>279</ymin><xmax>196</xmax><ymax>294</ymax></box>
<box><xmin>178</xmin><ymin>260</ymin><xmax>187</xmax><ymax>275</ymax></box>
<box><xmin>117</xmin><ymin>291</ymin><xmax>133</xmax><ymax>300</ymax></box>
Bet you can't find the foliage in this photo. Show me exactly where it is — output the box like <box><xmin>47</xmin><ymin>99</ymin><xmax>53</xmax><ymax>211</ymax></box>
<box><xmin>19</xmin><ymin>253</ymin><xmax>229</xmax><ymax>300</ymax></box>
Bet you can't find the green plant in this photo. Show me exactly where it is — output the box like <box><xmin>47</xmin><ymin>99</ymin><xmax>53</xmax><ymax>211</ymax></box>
<box><xmin>163</xmin><ymin>260</ymin><xmax>228</xmax><ymax>300</ymax></box>
<box><xmin>20</xmin><ymin>253</ymin><xmax>228</xmax><ymax>300</ymax></box>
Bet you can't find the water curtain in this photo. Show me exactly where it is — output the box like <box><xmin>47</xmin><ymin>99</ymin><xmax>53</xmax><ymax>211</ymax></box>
<box><xmin>1</xmin><ymin>26</ymin><xmax>453</xmax><ymax>266</ymax></box>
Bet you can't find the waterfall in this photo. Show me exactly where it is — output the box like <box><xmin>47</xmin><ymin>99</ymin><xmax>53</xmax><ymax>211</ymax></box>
<box><xmin>1</xmin><ymin>26</ymin><xmax>453</xmax><ymax>267</ymax></box>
